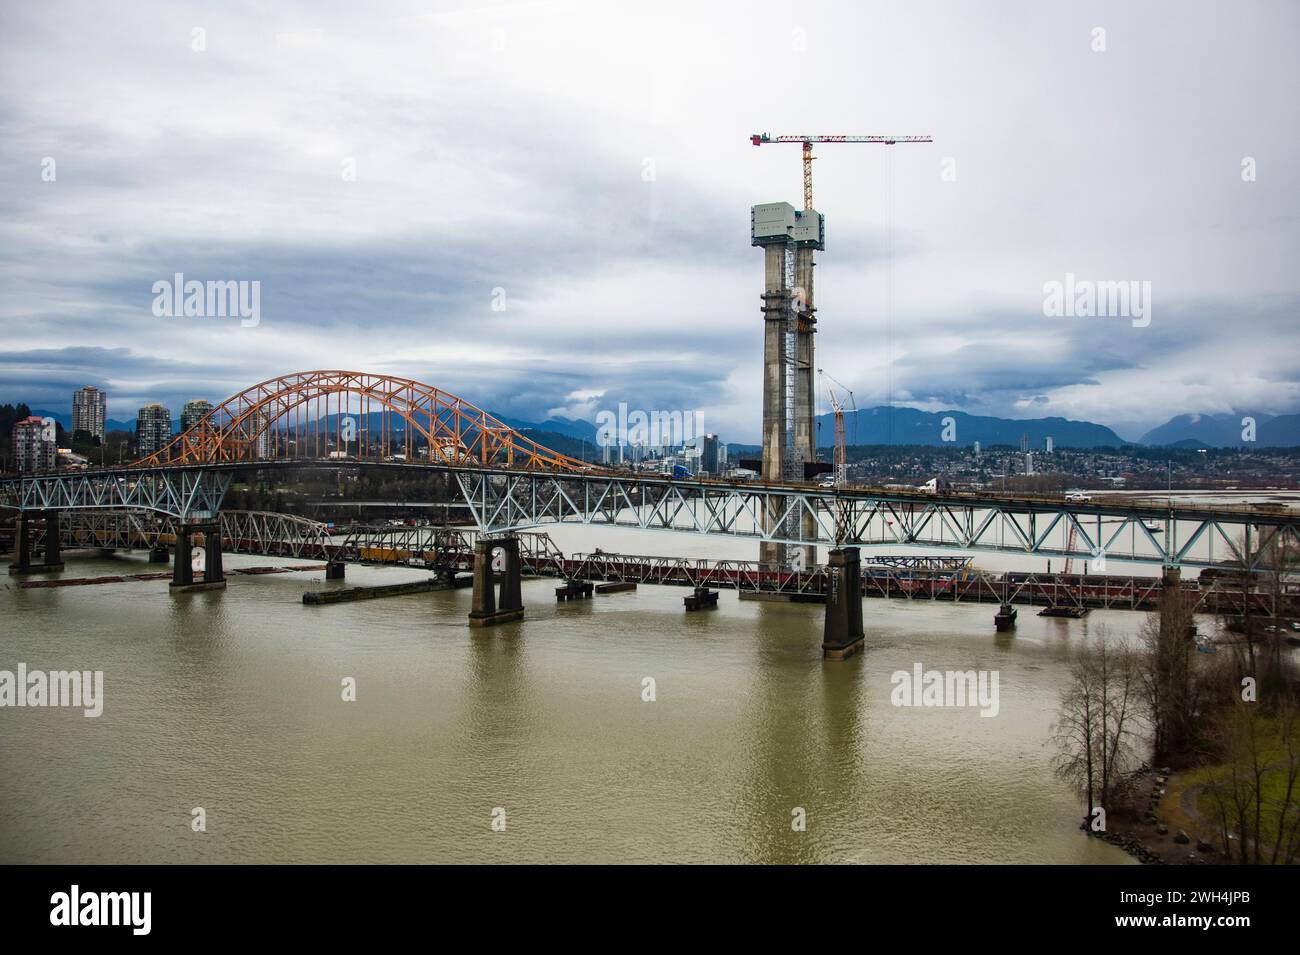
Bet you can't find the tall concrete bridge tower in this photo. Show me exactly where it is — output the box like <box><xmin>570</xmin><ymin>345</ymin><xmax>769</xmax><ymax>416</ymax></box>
<box><xmin>751</xmin><ymin>201</ymin><xmax>824</xmax><ymax>568</ymax></box>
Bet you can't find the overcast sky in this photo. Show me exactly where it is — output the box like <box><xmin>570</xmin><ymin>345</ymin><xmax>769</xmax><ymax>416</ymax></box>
<box><xmin>1</xmin><ymin>0</ymin><xmax>1296</xmax><ymax>442</ymax></box>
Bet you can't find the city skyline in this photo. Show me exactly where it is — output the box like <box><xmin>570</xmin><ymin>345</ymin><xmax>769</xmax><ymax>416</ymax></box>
<box><xmin>10</xmin><ymin>380</ymin><xmax>1300</xmax><ymax>452</ymax></box>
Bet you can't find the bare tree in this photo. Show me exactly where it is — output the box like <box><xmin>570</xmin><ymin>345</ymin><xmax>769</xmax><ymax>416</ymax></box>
<box><xmin>1094</xmin><ymin>629</ymin><xmax>1142</xmax><ymax>809</ymax></box>
<box><xmin>1053</xmin><ymin>643</ymin><xmax>1100</xmax><ymax>826</ymax></box>
<box><xmin>1258</xmin><ymin>534</ymin><xmax>1296</xmax><ymax>696</ymax></box>
<box><xmin>1266</xmin><ymin>700</ymin><xmax>1300</xmax><ymax>865</ymax></box>
<box><xmin>1205</xmin><ymin>695</ymin><xmax>1300</xmax><ymax>865</ymax></box>
<box><xmin>1138</xmin><ymin>576</ymin><xmax>1204</xmax><ymax>764</ymax></box>
<box><xmin>1053</xmin><ymin>630</ymin><xmax>1143</xmax><ymax>824</ymax></box>
<box><xmin>1219</xmin><ymin>531</ymin><xmax>1296</xmax><ymax>697</ymax></box>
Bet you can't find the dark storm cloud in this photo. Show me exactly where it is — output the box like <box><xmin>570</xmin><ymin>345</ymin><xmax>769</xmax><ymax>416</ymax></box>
<box><xmin>1</xmin><ymin>0</ymin><xmax>1297</xmax><ymax>440</ymax></box>
<box><xmin>0</xmin><ymin>346</ymin><xmax>248</xmax><ymax>414</ymax></box>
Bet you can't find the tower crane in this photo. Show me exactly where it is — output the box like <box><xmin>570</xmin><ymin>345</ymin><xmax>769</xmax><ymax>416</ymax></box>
<box><xmin>750</xmin><ymin>132</ymin><xmax>933</xmax><ymax>210</ymax></box>
<box><xmin>819</xmin><ymin>369</ymin><xmax>856</xmax><ymax>488</ymax></box>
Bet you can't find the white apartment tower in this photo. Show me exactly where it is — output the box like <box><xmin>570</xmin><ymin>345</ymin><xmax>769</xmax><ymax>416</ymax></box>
<box><xmin>72</xmin><ymin>385</ymin><xmax>107</xmax><ymax>442</ymax></box>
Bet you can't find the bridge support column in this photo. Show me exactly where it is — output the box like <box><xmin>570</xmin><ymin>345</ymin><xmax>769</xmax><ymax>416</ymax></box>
<box><xmin>9</xmin><ymin>513</ymin><xmax>32</xmax><ymax>573</ymax></box>
<box><xmin>170</xmin><ymin>522</ymin><xmax>226</xmax><ymax>592</ymax></box>
<box><xmin>8</xmin><ymin>512</ymin><xmax>64</xmax><ymax>575</ymax></box>
<box><xmin>148</xmin><ymin>546</ymin><xmax>170</xmax><ymax>564</ymax></box>
<box><xmin>759</xmin><ymin>238</ymin><xmax>790</xmax><ymax>571</ymax></box>
<box><xmin>468</xmin><ymin>536</ymin><xmax>524</xmax><ymax>627</ymax></box>
<box><xmin>326</xmin><ymin>561</ymin><xmax>346</xmax><ymax>581</ymax></box>
<box><xmin>822</xmin><ymin>546</ymin><xmax>864</xmax><ymax>660</ymax></box>
<box><xmin>17</xmin><ymin>515</ymin><xmax>31</xmax><ymax>567</ymax></box>
<box><xmin>1161</xmin><ymin>566</ymin><xmax>1180</xmax><ymax>591</ymax></box>
<box><xmin>203</xmin><ymin>524</ymin><xmax>224</xmax><ymax>584</ymax></box>
<box><xmin>1159</xmin><ymin>566</ymin><xmax>1189</xmax><ymax>640</ymax></box>
<box><xmin>43</xmin><ymin>511</ymin><xmax>61</xmax><ymax>567</ymax></box>
<box><xmin>497</xmin><ymin>536</ymin><xmax>523</xmax><ymax>615</ymax></box>
<box><xmin>555</xmin><ymin>578</ymin><xmax>593</xmax><ymax>601</ymax></box>
<box><xmin>171</xmin><ymin>526</ymin><xmax>193</xmax><ymax>587</ymax></box>
<box><xmin>684</xmin><ymin>586</ymin><xmax>719</xmax><ymax>610</ymax></box>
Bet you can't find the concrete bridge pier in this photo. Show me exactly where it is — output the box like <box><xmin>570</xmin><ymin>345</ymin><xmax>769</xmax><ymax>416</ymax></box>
<box><xmin>325</xmin><ymin>561</ymin><xmax>346</xmax><ymax>580</ymax></box>
<box><xmin>1159</xmin><ymin>566</ymin><xmax>1188</xmax><ymax>639</ymax></box>
<box><xmin>148</xmin><ymin>546</ymin><xmax>170</xmax><ymax>564</ymax></box>
<box><xmin>555</xmin><ymin>578</ymin><xmax>593</xmax><ymax>601</ymax></box>
<box><xmin>468</xmin><ymin>536</ymin><xmax>524</xmax><ymax>627</ymax></box>
<box><xmin>1162</xmin><ymin>566</ymin><xmax>1180</xmax><ymax>592</ymax></box>
<box><xmin>684</xmin><ymin>586</ymin><xmax>719</xmax><ymax>610</ymax></box>
<box><xmin>8</xmin><ymin>511</ymin><xmax>65</xmax><ymax>575</ymax></box>
<box><xmin>170</xmin><ymin>521</ymin><xmax>226</xmax><ymax>592</ymax></box>
<box><xmin>822</xmin><ymin>546</ymin><xmax>864</xmax><ymax>659</ymax></box>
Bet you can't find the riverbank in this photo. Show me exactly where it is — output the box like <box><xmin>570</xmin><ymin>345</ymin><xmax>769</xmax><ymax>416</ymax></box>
<box><xmin>1093</xmin><ymin>766</ymin><xmax>1227</xmax><ymax>864</ymax></box>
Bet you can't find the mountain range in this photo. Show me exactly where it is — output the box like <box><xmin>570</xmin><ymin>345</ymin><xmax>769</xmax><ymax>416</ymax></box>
<box><xmin>1136</xmin><ymin>412</ymin><xmax>1300</xmax><ymax>448</ymax></box>
<box><xmin>30</xmin><ymin>410</ymin><xmax>139</xmax><ymax>434</ymax></box>
<box><xmin>23</xmin><ymin>405</ymin><xmax>1300</xmax><ymax>449</ymax></box>
<box><xmin>813</xmin><ymin>407</ymin><xmax>1124</xmax><ymax>448</ymax></box>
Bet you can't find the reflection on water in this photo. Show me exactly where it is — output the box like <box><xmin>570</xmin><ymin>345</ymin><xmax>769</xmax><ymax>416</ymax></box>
<box><xmin>0</xmin><ymin>544</ymin><xmax>1133</xmax><ymax>864</ymax></box>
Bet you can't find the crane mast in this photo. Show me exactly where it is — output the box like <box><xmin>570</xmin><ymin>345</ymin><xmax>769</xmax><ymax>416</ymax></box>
<box><xmin>820</xmin><ymin>369</ymin><xmax>855</xmax><ymax>488</ymax></box>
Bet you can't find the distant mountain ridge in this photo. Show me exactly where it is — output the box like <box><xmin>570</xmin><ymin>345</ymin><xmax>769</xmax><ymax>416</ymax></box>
<box><xmin>811</xmin><ymin>406</ymin><xmax>1126</xmax><ymax>448</ymax></box>
<box><xmin>23</xmin><ymin>404</ymin><xmax>1300</xmax><ymax>449</ymax></box>
<box><xmin>31</xmin><ymin>409</ymin><xmax>141</xmax><ymax>434</ymax></box>
<box><xmin>16</xmin><ymin>404</ymin><xmax>1136</xmax><ymax>449</ymax></box>
<box><xmin>27</xmin><ymin>408</ymin><xmax>602</xmax><ymax>442</ymax></box>
<box><xmin>495</xmin><ymin>414</ymin><xmax>598</xmax><ymax>442</ymax></box>
<box><xmin>1138</xmin><ymin>412</ymin><xmax>1300</xmax><ymax>448</ymax></box>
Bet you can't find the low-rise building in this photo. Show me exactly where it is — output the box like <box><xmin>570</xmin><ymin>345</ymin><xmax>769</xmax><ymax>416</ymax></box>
<box><xmin>13</xmin><ymin>415</ymin><xmax>56</xmax><ymax>473</ymax></box>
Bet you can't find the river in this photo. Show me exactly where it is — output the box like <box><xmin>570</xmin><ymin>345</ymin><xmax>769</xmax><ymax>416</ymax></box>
<box><xmin>0</xmin><ymin>520</ymin><xmax>1145</xmax><ymax>864</ymax></box>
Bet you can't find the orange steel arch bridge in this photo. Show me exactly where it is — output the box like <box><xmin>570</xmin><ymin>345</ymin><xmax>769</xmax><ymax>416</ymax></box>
<box><xmin>3</xmin><ymin>370</ymin><xmax>1300</xmax><ymax>573</ymax></box>
<box><xmin>134</xmin><ymin>370</ymin><xmax>588</xmax><ymax>471</ymax></box>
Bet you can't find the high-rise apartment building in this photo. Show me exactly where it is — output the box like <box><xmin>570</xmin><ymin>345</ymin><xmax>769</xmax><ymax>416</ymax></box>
<box><xmin>700</xmin><ymin>434</ymin><xmax>720</xmax><ymax>475</ymax></box>
<box><xmin>180</xmin><ymin>399</ymin><xmax>214</xmax><ymax>434</ymax></box>
<box><xmin>255</xmin><ymin>408</ymin><xmax>271</xmax><ymax>459</ymax></box>
<box><xmin>72</xmin><ymin>385</ymin><xmax>107</xmax><ymax>442</ymax></box>
<box><xmin>136</xmin><ymin>404</ymin><xmax>173</xmax><ymax>458</ymax></box>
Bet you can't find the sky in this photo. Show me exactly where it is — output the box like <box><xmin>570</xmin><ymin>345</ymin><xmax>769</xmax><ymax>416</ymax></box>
<box><xmin>1</xmin><ymin>0</ymin><xmax>1297</xmax><ymax>443</ymax></box>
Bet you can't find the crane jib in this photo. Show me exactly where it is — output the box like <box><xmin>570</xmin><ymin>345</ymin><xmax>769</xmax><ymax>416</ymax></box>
<box><xmin>751</xmin><ymin>133</ymin><xmax>933</xmax><ymax>145</ymax></box>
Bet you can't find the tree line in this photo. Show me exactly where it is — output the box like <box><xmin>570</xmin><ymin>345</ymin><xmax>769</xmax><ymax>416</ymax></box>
<box><xmin>1052</xmin><ymin>539</ymin><xmax>1299</xmax><ymax>864</ymax></box>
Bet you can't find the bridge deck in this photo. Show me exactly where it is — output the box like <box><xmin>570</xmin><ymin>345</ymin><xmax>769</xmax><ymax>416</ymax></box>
<box><xmin>8</xmin><ymin>511</ymin><xmax>1292</xmax><ymax>617</ymax></box>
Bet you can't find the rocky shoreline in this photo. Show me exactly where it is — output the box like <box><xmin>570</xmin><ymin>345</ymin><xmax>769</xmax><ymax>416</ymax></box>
<box><xmin>1087</xmin><ymin>765</ymin><xmax>1227</xmax><ymax>865</ymax></box>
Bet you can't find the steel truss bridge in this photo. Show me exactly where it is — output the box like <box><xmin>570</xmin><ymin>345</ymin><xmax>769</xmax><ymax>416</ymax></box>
<box><xmin>24</xmin><ymin>509</ymin><xmax>1287</xmax><ymax>617</ymax></box>
<box><xmin>21</xmin><ymin>509</ymin><xmax>563</xmax><ymax>570</ymax></box>
<box><xmin>2</xmin><ymin>371</ymin><xmax>1299</xmax><ymax>572</ymax></box>
<box><xmin>556</xmin><ymin>552</ymin><xmax>1285</xmax><ymax>616</ymax></box>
